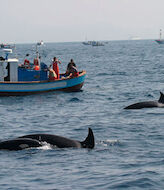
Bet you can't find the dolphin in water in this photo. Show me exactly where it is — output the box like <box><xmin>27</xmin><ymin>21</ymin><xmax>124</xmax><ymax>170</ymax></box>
<box><xmin>0</xmin><ymin>138</ymin><xmax>42</xmax><ymax>151</ymax></box>
<box><xmin>124</xmin><ymin>92</ymin><xmax>164</xmax><ymax>109</ymax></box>
<box><xmin>18</xmin><ymin>128</ymin><xmax>95</xmax><ymax>149</ymax></box>
<box><xmin>0</xmin><ymin>128</ymin><xmax>95</xmax><ymax>151</ymax></box>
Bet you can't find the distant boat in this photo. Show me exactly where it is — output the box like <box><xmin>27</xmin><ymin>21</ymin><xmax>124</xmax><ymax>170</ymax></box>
<box><xmin>82</xmin><ymin>36</ymin><xmax>92</xmax><ymax>45</ymax></box>
<box><xmin>82</xmin><ymin>41</ymin><xmax>92</xmax><ymax>45</ymax></box>
<box><xmin>91</xmin><ymin>41</ymin><xmax>104</xmax><ymax>46</ymax></box>
<box><xmin>155</xmin><ymin>29</ymin><xmax>164</xmax><ymax>44</ymax></box>
<box><xmin>82</xmin><ymin>40</ymin><xmax>104</xmax><ymax>46</ymax></box>
<box><xmin>0</xmin><ymin>43</ymin><xmax>15</xmax><ymax>49</ymax></box>
<box><xmin>37</xmin><ymin>40</ymin><xmax>44</xmax><ymax>46</ymax></box>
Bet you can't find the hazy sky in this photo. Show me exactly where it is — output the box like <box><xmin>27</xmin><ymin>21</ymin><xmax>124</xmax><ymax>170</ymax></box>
<box><xmin>1</xmin><ymin>0</ymin><xmax>164</xmax><ymax>43</ymax></box>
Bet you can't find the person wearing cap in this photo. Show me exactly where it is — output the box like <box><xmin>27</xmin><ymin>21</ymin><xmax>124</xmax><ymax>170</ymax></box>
<box><xmin>51</xmin><ymin>57</ymin><xmax>61</xmax><ymax>79</ymax></box>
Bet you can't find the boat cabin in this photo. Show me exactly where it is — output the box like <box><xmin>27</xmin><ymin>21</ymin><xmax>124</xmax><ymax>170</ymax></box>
<box><xmin>0</xmin><ymin>49</ymin><xmax>48</xmax><ymax>82</ymax></box>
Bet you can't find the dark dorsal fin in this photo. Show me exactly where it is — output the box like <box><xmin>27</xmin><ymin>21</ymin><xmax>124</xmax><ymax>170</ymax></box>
<box><xmin>158</xmin><ymin>92</ymin><xmax>164</xmax><ymax>103</ymax></box>
<box><xmin>80</xmin><ymin>128</ymin><xmax>95</xmax><ymax>149</ymax></box>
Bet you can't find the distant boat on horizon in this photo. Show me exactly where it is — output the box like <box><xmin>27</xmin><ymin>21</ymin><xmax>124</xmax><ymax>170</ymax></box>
<box><xmin>155</xmin><ymin>29</ymin><xmax>164</xmax><ymax>44</ymax></box>
<box><xmin>82</xmin><ymin>41</ymin><xmax>92</xmax><ymax>45</ymax></box>
<box><xmin>82</xmin><ymin>40</ymin><xmax>105</xmax><ymax>46</ymax></box>
<box><xmin>91</xmin><ymin>41</ymin><xmax>104</xmax><ymax>46</ymax></box>
<box><xmin>0</xmin><ymin>43</ymin><xmax>15</xmax><ymax>49</ymax></box>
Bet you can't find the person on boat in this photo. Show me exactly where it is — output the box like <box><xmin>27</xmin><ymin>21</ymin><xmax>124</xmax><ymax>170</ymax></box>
<box><xmin>4</xmin><ymin>63</ymin><xmax>10</xmax><ymax>81</ymax></box>
<box><xmin>66</xmin><ymin>59</ymin><xmax>79</xmax><ymax>77</ymax></box>
<box><xmin>66</xmin><ymin>59</ymin><xmax>76</xmax><ymax>73</ymax></box>
<box><xmin>48</xmin><ymin>66</ymin><xmax>57</xmax><ymax>81</ymax></box>
<box><xmin>68</xmin><ymin>65</ymin><xmax>79</xmax><ymax>77</ymax></box>
<box><xmin>24</xmin><ymin>59</ymin><xmax>30</xmax><ymax>67</ymax></box>
<box><xmin>24</xmin><ymin>54</ymin><xmax>30</xmax><ymax>69</ymax></box>
<box><xmin>34</xmin><ymin>58</ymin><xmax>39</xmax><ymax>66</ymax></box>
<box><xmin>33</xmin><ymin>57</ymin><xmax>40</xmax><ymax>70</ymax></box>
<box><xmin>51</xmin><ymin>57</ymin><xmax>61</xmax><ymax>79</ymax></box>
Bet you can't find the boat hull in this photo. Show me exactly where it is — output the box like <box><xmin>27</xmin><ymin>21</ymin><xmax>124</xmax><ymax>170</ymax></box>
<box><xmin>0</xmin><ymin>71</ymin><xmax>86</xmax><ymax>96</ymax></box>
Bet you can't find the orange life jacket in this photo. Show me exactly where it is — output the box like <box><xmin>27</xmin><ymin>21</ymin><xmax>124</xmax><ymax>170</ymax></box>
<box><xmin>34</xmin><ymin>65</ymin><xmax>40</xmax><ymax>70</ymax></box>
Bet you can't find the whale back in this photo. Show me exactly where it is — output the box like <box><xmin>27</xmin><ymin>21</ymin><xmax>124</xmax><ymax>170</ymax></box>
<box><xmin>124</xmin><ymin>92</ymin><xmax>164</xmax><ymax>109</ymax></box>
<box><xmin>124</xmin><ymin>101</ymin><xmax>158</xmax><ymax>109</ymax></box>
<box><xmin>18</xmin><ymin>128</ymin><xmax>95</xmax><ymax>149</ymax></box>
<box><xmin>0</xmin><ymin>138</ymin><xmax>42</xmax><ymax>150</ymax></box>
<box><xmin>18</xmin><ymin>134</ymin><xmax>81</xmax><ymax>148</ymax></box>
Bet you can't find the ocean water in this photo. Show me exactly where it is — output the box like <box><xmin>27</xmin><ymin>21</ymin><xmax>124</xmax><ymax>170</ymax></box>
<box><xmin>0</xmin><ymin>40</ymin><xmax>164</xmax><ymax>189</ymax></box>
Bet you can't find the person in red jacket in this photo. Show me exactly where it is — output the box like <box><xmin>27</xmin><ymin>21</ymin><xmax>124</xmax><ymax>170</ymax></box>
<box><xmin>52</xmin><ymin>57</ymin><xmax>61</xmax><ymax>79</ymax></box>
<box><xmin>33</xmin><ymin>58</ymin><xmax>40</xmax><ymax>70</ymax></box>
<box><xmin>23</xmin><ymin>53</ymin><xmax>30</xmax><ymax>69</ymax></box>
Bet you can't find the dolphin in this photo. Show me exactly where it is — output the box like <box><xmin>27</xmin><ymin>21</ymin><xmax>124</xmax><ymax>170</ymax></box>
<box><xmin>18</xmin><ymin>128</ymin><xmax>95</xmax><ymax>149</ymax></box>
<box><xmin>124</xmin><ymin>92</ymin><xmax>164</xmax><ymax>109</ymax></box>
<box><xmin>0</xmin><ymin>138</ymin><xmax>42</xmax><ymax>151</ymax></box>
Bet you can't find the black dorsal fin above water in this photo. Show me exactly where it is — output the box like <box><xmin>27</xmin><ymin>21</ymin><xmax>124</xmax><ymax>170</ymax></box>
<box><xmin>80</xmin><ymin>128</ymin><xmax>95</xmax><ymax>149</ymax></box>
<box><xmin>158</xmin><ymin>92</ymin><xmax>164</xmax><ymax>103</ymax></box>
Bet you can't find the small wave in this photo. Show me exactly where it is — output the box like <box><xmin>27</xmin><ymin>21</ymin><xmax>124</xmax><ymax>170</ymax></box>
<box><xmin>107</xmin><ymin>97</ymin><xmax>113</xmax><ymax>100</ymax></box>
<box><xmin>37</xmin><ymin>142</ymin><xmax>52</xmax><ymax>150</ymax></box>
<box><xmin>111</xmin><ymin>177</ymin><xmax>157</xmax><ymax>189</ymax></box>
<box><xmin>147</xmin><ymin>94</ymin><xmax>154</xmax><ymax>98</ymax></box>
<box><xmin>97</xmin><ymin>72</ymin><xmax>109</xmax><ymax>76</ymax></box>
<box><xmin>111</xmin><ymin>71</ymin><xmax>127</xmax><ymax>76</ymax></box>
<box><xmin>69</xmin><ymin>97</ymin><xmax>81</xmax><ymax>102</ymax></box>
<box><xmin>99</xmin><ymin>139</ymin><xmax>121</xmax><ymax>147</ymax></box>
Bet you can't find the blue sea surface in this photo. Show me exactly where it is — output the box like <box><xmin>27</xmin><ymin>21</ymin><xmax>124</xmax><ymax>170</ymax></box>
<box><xmin>0</xmin><ymin>40</ymin><xmax>164</xmax><ymax>189</ymax></box>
